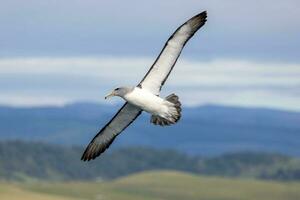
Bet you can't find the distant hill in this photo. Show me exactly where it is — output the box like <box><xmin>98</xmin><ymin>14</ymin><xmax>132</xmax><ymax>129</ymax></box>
<box><xmin>2</xmin><ymin>171</ymin><xmax>300</xmax><ymax>200</ymax></box>
<box><xmin>0</xmin><ymin>103</ymin><xmax>300</xmax><ymax>155</ymax></box>
<box><xmin>0</xmin><ymin>141</ymin><xmax>300</xmax><ymax>181</ymax></box>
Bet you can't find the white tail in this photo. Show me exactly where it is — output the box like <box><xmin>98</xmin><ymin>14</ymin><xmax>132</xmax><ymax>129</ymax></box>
<box><xmin>150</xmin><ymin>94</ymin><xmax>181</xmax><ymax>126</ymax></box>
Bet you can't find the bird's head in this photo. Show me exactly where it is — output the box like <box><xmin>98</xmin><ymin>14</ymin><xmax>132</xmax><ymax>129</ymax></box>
<box><xmin>105</xmin><ymin>87</ymin><xmax>133</xmax><ymax>99</ymax></box>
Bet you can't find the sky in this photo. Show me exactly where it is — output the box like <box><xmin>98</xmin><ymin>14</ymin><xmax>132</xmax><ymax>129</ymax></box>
<box><xmin>0</xmin><ymin>0</ymin><xmax>300</xmax><ymax>111</ymax></box>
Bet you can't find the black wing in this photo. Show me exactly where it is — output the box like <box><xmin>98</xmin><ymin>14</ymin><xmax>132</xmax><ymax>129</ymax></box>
<box><xmin>81</xmin><ymin>103</ymin><xmax>142</xmax><ymax>161</ymax></box>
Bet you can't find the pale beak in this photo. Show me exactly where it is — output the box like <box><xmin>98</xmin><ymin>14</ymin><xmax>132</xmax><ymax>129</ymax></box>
<box><xmin>105</xmin><ymin>91</ymin><xmax>115</xmax><ymax>99</ymax></box>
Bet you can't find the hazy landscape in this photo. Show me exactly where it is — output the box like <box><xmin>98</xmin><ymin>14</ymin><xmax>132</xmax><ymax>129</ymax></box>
<box><xmin>1</xmin><ymin>140</ymin><xmax>300</xmax><ymax>182</ymax></box>
<box><xmin>1</xmin><ymin>103</ymin><xmax>300</xmax><ymax>199</ymax></box>
<box><xmin>1</xmin><ymin>103</ymin><xmax>299</xmax><ymax>155</ymax></box>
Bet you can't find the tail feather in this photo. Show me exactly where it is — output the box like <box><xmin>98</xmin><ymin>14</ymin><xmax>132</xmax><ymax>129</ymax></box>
<box><xmin>151</xmin><ymin>93</ymin><xmax>182</xmax><ymax>126</ymax></box>
<box><xmin>151</xmin><ymin>115</ymin><xmax>175</xmax><ymax>126</ymax></box>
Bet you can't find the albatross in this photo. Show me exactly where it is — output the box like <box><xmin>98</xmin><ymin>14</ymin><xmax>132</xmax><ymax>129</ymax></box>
<box><xmin>81</xmin><ymin>11</ymin><xmax>207</xmax><ymax>161</ymax></box>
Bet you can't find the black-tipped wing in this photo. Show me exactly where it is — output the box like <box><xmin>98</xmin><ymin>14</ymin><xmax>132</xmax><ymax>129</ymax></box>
<box><xmin>139</xmin><ymin>11</ymin><xmax>207</xmax><ymax>95</ymax></box>
<box><xmin>81</xmin><ymin>103</ymin><xmax>142</xmax><ymax>161</ymax></box>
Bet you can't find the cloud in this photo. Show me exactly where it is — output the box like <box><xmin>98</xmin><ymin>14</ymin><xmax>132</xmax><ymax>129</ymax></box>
<box><xmin>0</xmin><ymin>56</ymin><xmax>299</xmax><ymax>111</ymax></box>
<box><xmin>0</xmin><ymin>0</ymin><xmax>299</xmax><ymax>61</ymax></box>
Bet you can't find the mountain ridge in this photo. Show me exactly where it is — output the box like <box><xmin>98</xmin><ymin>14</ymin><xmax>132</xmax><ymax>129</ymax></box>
<box><xmin>0</xmin><ymin>102</ymin><xmax>299</xmax><ymax>156</ymax></box>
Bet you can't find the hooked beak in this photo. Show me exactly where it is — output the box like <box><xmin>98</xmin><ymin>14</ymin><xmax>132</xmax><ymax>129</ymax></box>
<box><xmin>105</xmin><ymin>91</ymin><xmax>115</xmax><ymax>100</ymax></box>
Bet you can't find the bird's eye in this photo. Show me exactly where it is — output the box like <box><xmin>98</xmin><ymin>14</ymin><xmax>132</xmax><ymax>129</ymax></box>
<box><xmin>115</xmin><ymin>88</ymin><xmax>120</xmax><ymax>91</ymax></box>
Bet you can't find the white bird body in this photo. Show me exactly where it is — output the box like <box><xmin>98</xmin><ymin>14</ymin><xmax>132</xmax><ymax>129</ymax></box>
<box><xmin>124</xmin><ymin>87</ymin><xmax>170</xmax><ymax>116</ymax></box>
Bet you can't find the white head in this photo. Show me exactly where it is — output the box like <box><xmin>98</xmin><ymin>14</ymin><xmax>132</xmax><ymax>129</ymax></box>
<box><xmin>105</xmin><ymin>87</ymin><xmax>133</xmax><ymax>99</ymax></box>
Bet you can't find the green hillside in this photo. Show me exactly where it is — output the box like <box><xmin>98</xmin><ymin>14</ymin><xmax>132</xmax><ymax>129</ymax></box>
<box><xmin>1</xmin><ymin>141</ymin><xmax>300</xmax><ymax>181</ymax></box>
<box><xmin>1</xmin><ymin>171</ymin><xmax>300</xmax><ymax>200</ymax></box>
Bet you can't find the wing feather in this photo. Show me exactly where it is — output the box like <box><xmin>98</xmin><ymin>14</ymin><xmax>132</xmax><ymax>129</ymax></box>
<box><xmin>81</xmin><ymin>103</ymin><xmax>142</xmax><ymax>161</ymax></box>
<box><xmin>139</xmin><ymin>11</ymin><xmax>207</xmax><ymax>94</ymax></box>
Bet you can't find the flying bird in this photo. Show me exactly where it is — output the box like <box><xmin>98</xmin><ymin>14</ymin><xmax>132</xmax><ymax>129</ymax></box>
<box><xmin>81</xmin><ymin>11</ymin><xmax>207</xmax><ymax>161</ymax></box>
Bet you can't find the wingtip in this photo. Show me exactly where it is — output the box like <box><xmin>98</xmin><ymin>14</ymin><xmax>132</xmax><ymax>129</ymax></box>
<box><xmin>201</xmin><ymin>10</ymin><xmax>207</xmax><ymax>16</ymax></box>
<box><xmin>81</xmin><ymin>142</ymin><xmax>106</xmax><ymax>162</ymax></box>
<box><xmin>81</xmin><ymin>149</ymin><xmax>98</xmax><ymax>162</ymax></box>
<box><xmin>81</xmin><ymin>153</ymin><xmax>90</xmax><ymax>162</ymax></box>
<box><xmin>81</xmin><ymin>153</ymin><xmax>96</xmax><ymax>162</ymax></box>
<box><xmin>81</xmin><ymin>145</ymin><xmax>95</xmax><ymax>162</ymax></box>
<box><xmin>198</xmin><ymin>10</ymin><xmax>208</xmax><ymax>20</ymax></box>
<box><xmin>186</xmin><ymin>10</ymin><xmax>207</xmax><ymax>30</ymax></box>
<box><xmin>81</xmin><ymin>154</ymin><xmax>89</xmax><ymax>162</ymax></box>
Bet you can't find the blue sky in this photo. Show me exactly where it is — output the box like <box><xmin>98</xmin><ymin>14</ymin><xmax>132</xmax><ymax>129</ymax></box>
<box><xmin>0</xmin><ymin>0</ymin><xmax>300</xmax><ymax>111</ymax></box>
<box><xmin>1</xmin><ymin>0</ymin><xmax>300</xmax><ymax>61</ymax></box>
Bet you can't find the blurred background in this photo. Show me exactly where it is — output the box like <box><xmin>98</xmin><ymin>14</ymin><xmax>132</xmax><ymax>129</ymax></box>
<box><xmin>0</xmin><ymin>0</ymin><xmax>300</xmax><ymax>200</ymax></box>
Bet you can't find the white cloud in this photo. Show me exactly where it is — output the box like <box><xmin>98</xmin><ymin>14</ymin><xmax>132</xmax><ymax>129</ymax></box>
<box><xmin>0</xmin><ymin>94</ymin><xmax>68</xmax><ymax>107</ymax></box>
<box><xmin>0</xmin><ymin>0</ymin><xmax>299</xmax><ymax>61</ymax></box>
<box><xmin>0</xmin><ymin>56</ymin><xmax>299</xmax><ymax>111</ymax></box>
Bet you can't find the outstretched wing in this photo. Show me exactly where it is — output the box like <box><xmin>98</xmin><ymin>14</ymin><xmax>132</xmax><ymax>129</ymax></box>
<box><xmin>81</xmin><ymin>103</ymin><xmax>142</xmax><ymax>161</ymax></box>
<box><xmin>139</xmin><ymin>11</ymin><xmax>207</xmax><ymax>95</ymax></box>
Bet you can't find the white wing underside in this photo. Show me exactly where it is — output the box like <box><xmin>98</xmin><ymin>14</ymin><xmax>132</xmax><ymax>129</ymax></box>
<box><xmin>139</xmin><ymin>11</ymin><xmax>207</xmax><ymax>95</ymax></box>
